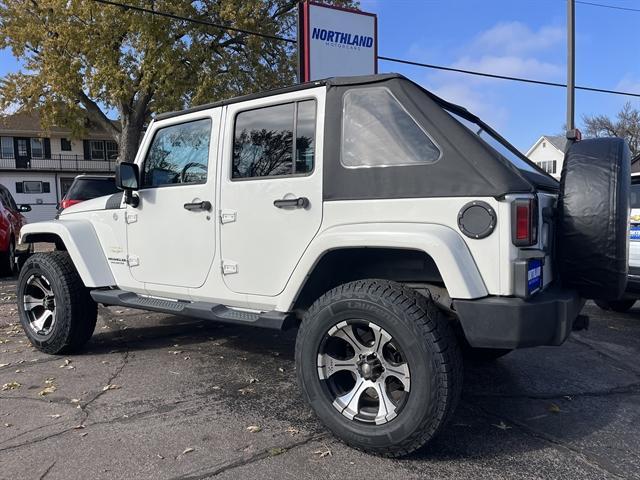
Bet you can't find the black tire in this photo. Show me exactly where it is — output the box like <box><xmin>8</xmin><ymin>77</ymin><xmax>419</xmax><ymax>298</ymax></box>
<box><xmin>17</xmin><ymin>251</ymin><xmax>97</xmax><ymax>354</ymax></box>
<box><xmin>594</xmin><ymin>299</ymin><xmax>635</xmax><ymax>313</ymax></box>
<box><xmin>295</xmin><ymin>279</ymin><xmax>462</xmax><ymax>457</ymax></box>
<box><xmin>0</xmin><ymin>236</ymin><xmax>17</xmax><ymax>277</ymax></box>
<box><xmin>557</xmin><ymin>138</ymin><xmax>631</xmax><ymax>300</ymax></box>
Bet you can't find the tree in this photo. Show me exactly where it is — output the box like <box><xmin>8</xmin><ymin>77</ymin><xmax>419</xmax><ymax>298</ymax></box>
<box><xmin>0</xmin><ymin>0</ymin><xmax>354</xmax><ymax>162</ymax></box>
<box><xmin>582</xmin><ymin>102</ymin><xmax>640</xmax><ymax>157</ymax></box>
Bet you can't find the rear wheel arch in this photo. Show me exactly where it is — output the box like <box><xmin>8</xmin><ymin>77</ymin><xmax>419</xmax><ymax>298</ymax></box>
<box><xmin>291</xmin><ymin>247</ymin><xmax>446</xmax><ymax>312</ymax></box>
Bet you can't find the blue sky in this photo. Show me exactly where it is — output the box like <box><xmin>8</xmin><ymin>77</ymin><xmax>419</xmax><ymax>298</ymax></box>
<box><xmin>363</xmin><ymin>0</ymin><xmax>640</xmax><ymax>151</ymax></box>
<box><xmin>1</xmin><ymin>0</ymin><xmax>639</xmax><ymax>152</ymax></box>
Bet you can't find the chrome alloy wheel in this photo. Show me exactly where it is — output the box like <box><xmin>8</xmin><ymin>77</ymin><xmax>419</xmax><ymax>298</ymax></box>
<box><xmin>22</xmin><ymin>274</ymin><xmax>56</xmax><ymax>336</ymax></box>
<box><xmin>317</xmin><ymin>320</ymin><xmax>411</xmax><ymax>425</ymax></box>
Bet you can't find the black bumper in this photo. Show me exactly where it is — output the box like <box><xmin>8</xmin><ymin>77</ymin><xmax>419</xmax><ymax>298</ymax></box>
<box><xmin>453</xmin><ymin>287</ymin><xmax>584</xmax><ymax>349</ymax></box>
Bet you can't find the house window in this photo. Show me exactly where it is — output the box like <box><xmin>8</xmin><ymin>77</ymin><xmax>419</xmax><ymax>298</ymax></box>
<box><xmin>0</xmin><ymin>137</ymin><xmax>13</xmax><ymax>158</ymax></box>
<box><xmin>22</xmin><ymin>181</ymin><xmax>42</xmax><ymax>193</ymax></box>
<box><xmin>17</xmin><ymin>181</ymin><xmax>50</xmax><ymax>194</ymax></box>
<box><xmin>17</xmin><ymin>139</ymin><xmax>27</xmax><ymax>157</ymax></box>
<box><xmin>537</xmin><ymin>160</ymin><xmax>557</xmax><ymax>174</ymax></box>
<box><xmin>31</xmin><ymin>138</ymin><xmax>44</xmax><ymax>158</ymax></box>
<box><xmin>91</xmin><ymin>140</ymin><xmax>105</xmax><ymax>160</ymax></box>
<box><xmin>232</xmin><ymin>100</ymin><xmax>316</xmax><ymax>179</ymax></box>
<box><xmin>60</xmin><ymin>138</ymin><xmax>72</xmax><ymax>151</ymax></box>
<box><xmin>106</xmin><ymin>140</ymin><xmax>118</xmax><ymax>160</ymax></box>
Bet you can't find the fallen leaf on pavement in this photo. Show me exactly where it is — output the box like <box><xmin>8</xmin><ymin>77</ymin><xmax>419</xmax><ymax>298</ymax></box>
<box><xmin>102</xmin><ymin>384</ymin><xmax>120</xmax><ymax>391</ymax></box>
<box><xmin>547</xmin><ymin>403</ymin><xmax>561</xmax><ymax>414</ymax></box>
<box><xmin>314</xmin><ymin>445</ymin><xmax>332</xmax><ymax>458</ymax></box>
<box><xmin>0</xmin><ymin>363</ymin><xmax>9</xmax><ymax>368</ymax></box>
<box><xmin>70</xmin><ymin>398</ymin><xmax>81</xmax><ymax>404</ymax></box>
<box><xmin>48</xmin><ymin>414</ymin><xmax>62</xmax><ymax>419</ymax></box>
<box><xmin>492</xmin><ymin>421</ymin><xmax>511</xmax><ymax>430</ymax></box>
<box><xmin>1</xmin><ymin>381</ymin><xmax>21</xmax><ymax>391</ymax></box>
<box><xmin>246</xmin><ymin>425</ymin><xmax>262</xmax><ymax>433</ymax></box>
<box><xmin>248</xmin><ymin>377</ymin><xmax>259</xmax><ymax>384</ymax></box>
<box><xmin>59</xmin><ymin>359</ymin><xmax>71</xmax><ymax>368</ymax></box>
<box><xmin>38</xmin><ymin>384</ymin><xmax>57</xmax><ymax>396</ymax></box>
<box><xmin>168</xmin><ymin>350</ymin><xmax>183</xmax><ymax>355</ymax></box>
<box><xmin>285</xmin><ymin>426</ymin><xmax>299</xmax><ymax>436</ymax></box>
<box><xmin>177</xmin><ymin>447</ymin><xmax>194</xmax><ymax>459</ymax></box>
<box><xmin>238</xmin><ymin>387</ymin><xmax>255</xmax><ymax>395</ymax></box>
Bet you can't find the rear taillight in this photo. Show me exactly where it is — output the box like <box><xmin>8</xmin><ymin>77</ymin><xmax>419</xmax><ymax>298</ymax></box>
<box><xmin>60</xmin><ymin>199</ymin><xmax>82</xmax><ymax>210</ymax></box>
<box><xmin>512</xmin><ymin>198</ymin><xmax>538</xmax><ymax>246</ymax></box>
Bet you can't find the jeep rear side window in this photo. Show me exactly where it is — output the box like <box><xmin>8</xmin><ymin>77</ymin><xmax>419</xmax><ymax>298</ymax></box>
<box><xmin>232</xmin><ymin>100</ymin><xmax>316</xmax><ymax>179</ymax></box>
<box><xmin>142</xmin><ymin>118</ymin><xmax>212</xmax><ymax>187</ymax></box>
<box><xmin>341</xmin><ymin>87</ymin><xmax>441</xmax><ymax>168</ymax></box>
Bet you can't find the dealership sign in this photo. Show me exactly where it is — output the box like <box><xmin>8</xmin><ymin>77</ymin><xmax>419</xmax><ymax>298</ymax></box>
<box><xmin>298</xmin><ymin>1</ymin><xmax>378</xmax><ymax>82</ymax></box>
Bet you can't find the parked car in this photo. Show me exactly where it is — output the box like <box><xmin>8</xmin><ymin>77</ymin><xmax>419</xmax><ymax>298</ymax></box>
<box><xmin>15</xmin><ymin>74</ymin><xmax>630</xmax><ymax>457</ymax></box>
<box><xmin>595</xmin><ymin>172</ymin><xmax>640</xmax><ymax>312</ymax></box>
<box><xmin>0</xmin><ymin>183</ymin><xmax>31</xmax><ymax>275</ymax></box>
<box><xmin>59</xmin><ymin>175</ymin><xmax>118</xmax><ymax>211</ymax></box>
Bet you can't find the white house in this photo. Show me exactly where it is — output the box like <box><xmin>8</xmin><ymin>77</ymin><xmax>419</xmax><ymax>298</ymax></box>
<box><xmin>526</xmin><ymin>134</ymin><xmax>567</xmax><ymax>180</ymax></box>
<box><xmin>0</xmin><ymin>111</ymin><xmax>117</xmax><ymax>222</ymax></box>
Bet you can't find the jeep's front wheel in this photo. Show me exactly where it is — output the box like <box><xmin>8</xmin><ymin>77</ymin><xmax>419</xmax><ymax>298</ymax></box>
<box><xmin>17</xmin><ymin>252</ymin><xmax>97</xmax><ymax>354</ymax></box>
<box><xmin>295</xmin><ymin>280</ymin><xmax>462</xmax><ymax>457</ymax></box>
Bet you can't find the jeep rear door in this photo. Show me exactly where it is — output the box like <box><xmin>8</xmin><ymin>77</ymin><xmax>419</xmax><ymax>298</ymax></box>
<box><xmin>219</xmin><ymin>88</ymin><xmax>324</xmax><ymax>297</ymax></box>
<box><xmin>125</xmin><ymin>109</ymin><xmax>220</xmax><ymax>290</ymax></box>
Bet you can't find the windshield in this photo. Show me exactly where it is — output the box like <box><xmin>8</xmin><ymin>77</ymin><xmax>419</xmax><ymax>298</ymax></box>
<box><xmin>444</xmin><ymin>109</ymin><xmax>550</xmax><ymax>176</ymax></box>
<box><xmin>66</xmin><ymin>178</ymin><xmax>118</xmax><ymax>201</ymax></box>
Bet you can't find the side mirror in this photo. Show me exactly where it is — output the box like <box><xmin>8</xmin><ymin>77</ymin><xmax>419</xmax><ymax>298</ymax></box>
<box><xmin>115</xmin><ymin>162</ymin><xmax>140</xmax><ymax>208</ymax></box>
<box><xmin>19</xmin><ymin>204</ymin><xmax>31</xmax><ymax>212</ymax></box>
<box><xmin>115</xmin><ymin>162</ymin><xmax>140</xmax><ymax>191</ymax></box>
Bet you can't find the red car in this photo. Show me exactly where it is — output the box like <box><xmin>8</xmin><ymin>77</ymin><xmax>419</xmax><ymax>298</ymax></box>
<box><xmin>0</xmin><ymin>183</ymin><xmax>31</xmax><ymax>276</ymax></box>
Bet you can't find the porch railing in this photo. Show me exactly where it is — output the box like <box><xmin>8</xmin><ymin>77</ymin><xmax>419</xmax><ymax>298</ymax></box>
<box><xmin>0</xmin><ymin>154</ymin><xmax>117</xmax><ymax>172</ymax></box>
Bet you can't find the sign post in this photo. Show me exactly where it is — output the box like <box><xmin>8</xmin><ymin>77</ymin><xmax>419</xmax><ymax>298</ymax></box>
<box><xmin>298</xmin><ymin>1</ymin><xmax>378</xmax><ymax>83</ymax></box>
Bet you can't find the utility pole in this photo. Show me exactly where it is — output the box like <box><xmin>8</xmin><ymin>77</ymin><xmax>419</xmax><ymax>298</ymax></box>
<box><xmin>566</xmin><ymin>0</ymin><xmax>580</xmax><ymax>149</ymax></box>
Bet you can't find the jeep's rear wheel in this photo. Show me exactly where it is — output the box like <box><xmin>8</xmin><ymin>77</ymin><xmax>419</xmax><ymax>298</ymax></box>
<box><xmin>295</xmin><ymin>280</ymin><xmax>462</xmax><ymax>457</ymax></box>
<box><xmin>594</xmin><ymin>299</ymin><xmax>635</xmax><ymax>313</ymax></box>
<box><xmin>17</xmin><ymin>252</ymin><xmax>97</xmax><ymax>354</ymax></box>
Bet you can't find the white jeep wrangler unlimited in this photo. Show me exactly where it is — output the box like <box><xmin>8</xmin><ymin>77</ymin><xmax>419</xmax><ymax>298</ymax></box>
<box><xmin>16</xmin><ymin>74</ymin><xmax>630</xmax><ymax>457</ymax></box>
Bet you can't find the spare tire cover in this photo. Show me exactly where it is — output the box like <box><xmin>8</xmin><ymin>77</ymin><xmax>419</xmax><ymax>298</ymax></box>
<box><xmin>557</xmin><ymin>137</ymin><xmax>630</xmax><ymax>300</ymax></box>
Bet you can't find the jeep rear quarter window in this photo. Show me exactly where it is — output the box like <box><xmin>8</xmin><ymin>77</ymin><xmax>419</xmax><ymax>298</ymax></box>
<box><xmin>341</xmin><ymin>87</ymin><xmax>441</xmax><ymax>168</ymax></box>
<box><xmin>142</xmin><ymin>118</ymin><xmax>212</xmax><ymax>187</ymax></box>
<box><xmin>232</xmin><ymin>100</ymin><xmax>316</xmax><ymax>179</ymax></box>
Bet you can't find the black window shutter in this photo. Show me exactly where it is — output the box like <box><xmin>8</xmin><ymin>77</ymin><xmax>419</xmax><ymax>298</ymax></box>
<box><xmin>43</xmin><ymin>138</ymin><xmax>51</xmax><ymax>158</ymax></box>
<box><xmin>83</xmin><ymin>139</ymin><xmax>91</xmax><ymax>160</ymax></box>
<box><xmin>43</xmin><ymin>182</ymin><xmax>50</xmax><ymax>193</ymax></box>
<box><xmin>15</xmin><ymin>182</ymin><xmax>23</xmax><ymax>193</ymax></box>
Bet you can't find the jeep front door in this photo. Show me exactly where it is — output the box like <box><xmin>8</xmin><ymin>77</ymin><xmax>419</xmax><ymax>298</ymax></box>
<box><xmin>126</xmin><ymin>111</ymin><xmax>220</xmax><ymax>289</ymax></box>
<box><xmin>220</xmin><ymin>94</ymin><xmax>323</xmax><ymax>297</ymax></box>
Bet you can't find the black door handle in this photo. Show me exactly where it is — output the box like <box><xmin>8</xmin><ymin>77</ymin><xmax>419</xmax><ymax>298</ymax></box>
<box><xmin>273</xmin><ymin>197</ymin><xmax>310</xmax><ymax>209</ymax></box>
<box><xmin>184</xmin><ymin>200</ymin><xmax>212</xmax><ymax>211</ymax></box>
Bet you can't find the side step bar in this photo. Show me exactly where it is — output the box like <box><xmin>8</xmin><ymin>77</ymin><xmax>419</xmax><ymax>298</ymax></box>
<box><xmin>90</xmin><ymin>289</ymin><xmax>296</xmax><ymax>330</ymax></box>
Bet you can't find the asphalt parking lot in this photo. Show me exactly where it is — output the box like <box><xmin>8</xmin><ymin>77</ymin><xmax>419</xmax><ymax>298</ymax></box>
<box><xmin>0</xmin><ymin>276</ymin><xmax>639</xmax><ymax>480</ymax></box>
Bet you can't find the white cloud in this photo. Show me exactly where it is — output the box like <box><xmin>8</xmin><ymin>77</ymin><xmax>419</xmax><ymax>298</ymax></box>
<box><xmin>407</xmin><ymin>20</ymin><xmax>565</xmax><ymax>132</ymax></box>
<box><xmin>452</xmin><ymin>55</ymin><xmax>564</xmax><ymax>82</ymax></box>
<box><xmin>470</xmin><ymin>22</ymin><xmax>564</xmax><ymax>56</ymax></box>
<box><xmin>615</xmin><ymin>74</ymin><xmax>640</xmax><ymax>95</ymax></box>
<box><xmin>430</xmin><ymin>80</ymin><xmax>509</xmax><ymax>129</ymax></box>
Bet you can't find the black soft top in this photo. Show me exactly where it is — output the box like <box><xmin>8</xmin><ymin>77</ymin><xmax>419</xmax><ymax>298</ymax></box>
<box><xmin>156</xmin><ymin>73</ymin><xmax>557</xmax><ymax>199</ymax></box>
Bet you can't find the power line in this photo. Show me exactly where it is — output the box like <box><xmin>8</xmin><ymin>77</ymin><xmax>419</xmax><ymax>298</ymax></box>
<box><xmin>90</xmin><ymin>0</ymin><xmax>640</xmax><ymax>99</ymax></box>
<box><xmin>575</xmin><ymin>1</ymin><xmax>640</xmax><ymax>13</ymax></box>
<box><xmin>90</xmin><ymin>0</ymin><xmax>296</xmax><ymax>43</ymax></box>
<box><xmin>378</xmin><ymin>56</ymin><xmax>640</xmax><ymax>98</ymax></box>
